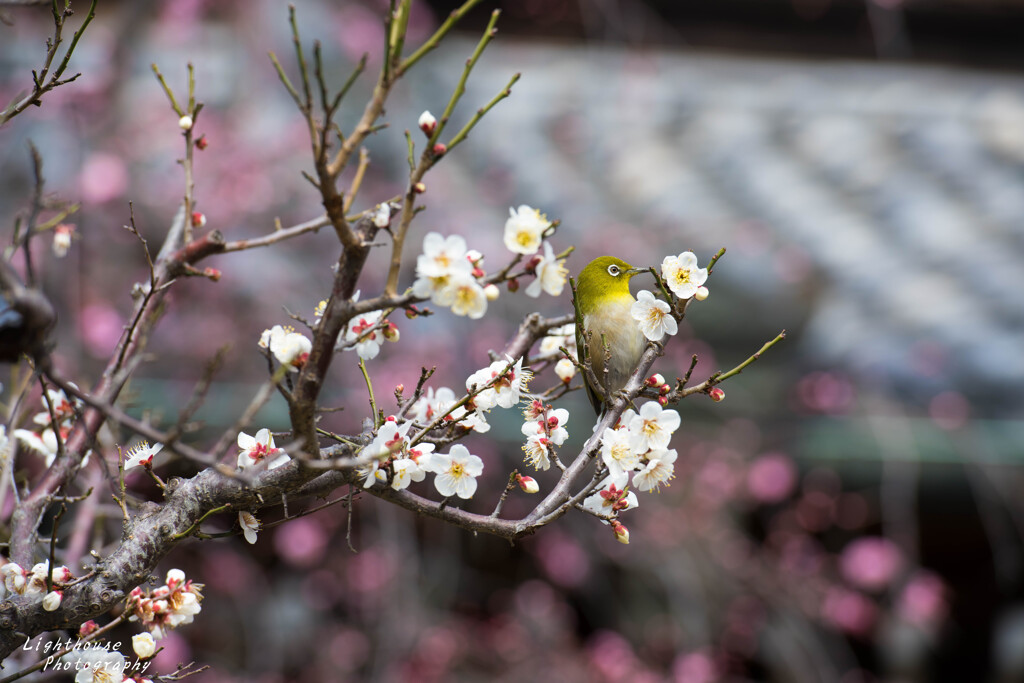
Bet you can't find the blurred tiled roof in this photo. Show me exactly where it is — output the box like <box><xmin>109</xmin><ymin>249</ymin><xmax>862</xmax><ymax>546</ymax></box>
<box><xmin>424</xmin><ymin>41</ymin><xmax>1024</xmax><ymax>411</ymax></box>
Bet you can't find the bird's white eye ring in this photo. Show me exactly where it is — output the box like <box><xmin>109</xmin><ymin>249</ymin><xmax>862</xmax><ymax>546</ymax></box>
<box><xmin>607</xmin><ymin>264</ymin><xmax>620</xmax><ymax>276</ymax></box>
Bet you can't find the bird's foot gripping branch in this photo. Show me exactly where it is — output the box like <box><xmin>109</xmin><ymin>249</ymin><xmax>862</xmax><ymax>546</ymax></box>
<box><xmin>0</xmin><ymin>0</ymin><xmax>782</xmax><ymax>677</ymax></box>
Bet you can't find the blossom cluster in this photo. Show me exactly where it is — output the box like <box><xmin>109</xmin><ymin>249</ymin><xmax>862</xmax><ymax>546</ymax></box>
<box><xmin>581</xmin><ymin>402</ymin><xmax>682</xmax><ymax>543</ymax></box>
<box><xmin>520</xmin><ymin>400</ymin><xmax>569</xmax><ymax>471</ymax></box>
<box><xmin>259</xmin><ymin>325</ymin><xmax>312</xmax><ymax>369</ymax></box>
<box><xmin>0</xmin><ymin>559</ymin><xmax>72</xmax><ymax>612</ymax></box>
<box><xmin>629</xmin><ymin>250</ymin><xmax>710</xmax><ymax>343</ymax></box>
<box><xmin>503</xmin><ymin>205</ymin><xmax>568</xmax><ymax>298</ymax></box>
<box><xmin>126</xmin><ymin>568</ymin><xmax>203</xmax><ymax>639</ymax></box>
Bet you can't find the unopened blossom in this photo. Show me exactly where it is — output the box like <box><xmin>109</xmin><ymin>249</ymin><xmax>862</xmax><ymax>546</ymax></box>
<box><xmin>600</xmin><ymin>428</ymin><xmax>641</xmax><ymax>479</ymax></box>
<box><xmin>53</xmin><ymin>224</ymin><xmax>74</xmax><ymax>257</ymax></box>
<box><xmin>525</xmin><ymin>241</ymin><xmax>568</xmax><ymax>298</ymax></box>
<box><xmin>611</xmin><ymin>519</ymin><xmax>630</xmax><ymax>544</ymax></box>
<box><xmin>431</xmin><ymin>444</ymin><xmax>484</xmax><ymax>499</ymax></box>
<box><xmin>631</xmin><ymin>290</ymin><xmax>677</xmax><ymax>342</ymax></box>
<box><xmin>517</xmin><ymin>474</ymin><xmax>540</xmax><ymax>493</ymax></box>
<box><xmin>259</xmin><ymin>325</ymin><xmax>312</xmax><ymax>368</ymax></box>
<box><xmin>436</xmin><ymin>272</ymin><xmax>488</xmax><ymax>319</ymax></box>
<box><xmin>1</xmin><ymin>563</ymin><xmax>25</xmax><ymax>594</ymax></box>
<box><xmin>239</xmin><ymin>511</ymin><xmax>260</xmax><ymax>544</ymax></box>
<box><xmin>628</xmin><ymin>401</ymin><xmax>681</xmax><ymax>453</ymax></box>
<box><xmin>123</xmin><ymin>441</ymin><xmax>163</xmax><ymax>469</ymax></box>
<box><xmin>709</xmin><ymin>387</ymin><xmax>725</xmax><ymax>402</ymax></box>
<box><xmin>484</xmin><ymin>283</ymin><xmax>500</xmax><ymax>301</ymax></box>
<box><xmin>632</xmin><ymin>448</ymin><xmax>678</xmax><ymax>492</ymax></box>
<box><xmin>237</xmin><ymin>428</ymin><xmax>290</xmax><ymax>470</ymax></box>
<box><xmin>178</xmin><ymin>115</ymin><xmax>193</xmax><ymax>130</ymax></box>
<box><xmin>132</xmin><ymin>632</ymin><xmax>157</xmax><ymax>658</ymax></box>
<box><xmin>582</xmin><ymin>473</ymin><xmax>638</xmax><ymax>517</ymax></box>
<box><xmin>418</xmin><ymin>110</ymin><xmax>437</xmax><ymax>135</ymax></box>
<box><xmin>503</xmin><ymin>205</ymin><xmax>550</xmax><ymax>255</ymax></box>
<box><xmin>166</xmin><ymin>569</ymin><xmax>186</xmax><ymax>589</ymax></box>
<box><xmin>412</xmin><ymin>232</ymin><xmax>472</xmax><ymax>301</ymax></box>
<box><xmin>42</xmin><ymin>589</ymin><xmax>62</xmax><ymax>611</ymax></box>
<box><xmin>694</xmin><ymin>285</ymin><xmax>709</xmax><ymax>301</ymax></box>
<box><xmin>371</xmin><ymin>203</ymin><xmax>391</xmax><ymax>227</ymax></box>
<box><xmin>554</xmin><ymin>357</ymin><xmax>576</xmax><ymax>383</ymax></box>
<box><xmin>661</xmin><ymin>251</ymin><xmax>708</xmax><ymax>299</ymax></box>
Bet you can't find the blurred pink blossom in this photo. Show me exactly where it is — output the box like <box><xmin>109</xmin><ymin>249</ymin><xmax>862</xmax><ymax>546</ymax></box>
<box><xmin>898</xmin><ymin>570</ymin><xmax>948</xmax><ymax>627</ymax></box>
<box><xmin>840</xmin><ymin>537</ymin><xmax>903</xmax><ymax>591</ymax></box>
<box><xmin>152</xmin><ymin>630</ymin><xmax>190</xmax><ymax>671</ymax></box>
<box><xmin>346</xmin><ymin>546</ymin><xmax>396</xmax><ymax>594</ymax></box>
<box><xmin>79</xmin><ymin>152</ymin><xmax>128</xmax><ymax>204</ymax></box>
<box><xmin>929</xmin><ymin>390</ymin><xmax>970</xmax><ymax>430</ymax></box>
<box><xmin>746</xmin><ymin>452</ymin><xmax>797</xmax><ymax>503</ymax></box>
<box><xmin>821</xmin><ymin>587</ymin><xmax>878</xmax><ymax>637</ymax></box>
<box><xmin>672</xmin><ymin>650</ymin><xmax>718</xmax><ymax>683</ymax></box>
<box><xmin>273</xmin><ymin>516</ymin><xmax>327</xmax><ymax>568</ymax></box>
<box><xmin>587</xmin><ymin>630</ymin><xmax>636</xmax><ymax>682</ymax></box>
<box><xmin>535</xmin><ymin>531</ymin><xmax>591</xmax><ymax>589</ymax></box>
<box><xmin>80</xmin><ymin>303</ymin><xmax>126</xmax><ymax>357</ymax></box>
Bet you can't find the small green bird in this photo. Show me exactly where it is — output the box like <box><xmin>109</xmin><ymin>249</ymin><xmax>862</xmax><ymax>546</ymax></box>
<box><xmin>573</xmin><ymin>256</ymin><xmax>647</xmax><ymax>414</ymax></box>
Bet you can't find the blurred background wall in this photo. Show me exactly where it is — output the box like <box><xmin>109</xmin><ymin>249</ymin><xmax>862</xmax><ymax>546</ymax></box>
<box><xmin>3</xmin><ymin>0</ymin><xmax>1024</xmax><ymax>681</ymax></box>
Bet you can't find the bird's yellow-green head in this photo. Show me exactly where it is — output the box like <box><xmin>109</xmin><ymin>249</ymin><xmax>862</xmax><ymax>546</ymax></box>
<box><xmin>574</xmin><ymin>256</ymin><xmax>644</xmax><ymax>316</ymax></box>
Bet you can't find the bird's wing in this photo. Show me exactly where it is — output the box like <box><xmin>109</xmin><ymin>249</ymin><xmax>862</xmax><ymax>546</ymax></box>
<box><xmin>572</xmin><ymin>285</ymin><xmax>603</xmax><ymax>415</ymax></box>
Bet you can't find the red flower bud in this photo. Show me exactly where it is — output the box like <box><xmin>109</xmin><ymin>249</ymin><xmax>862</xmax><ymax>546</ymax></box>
<box><xmin>657</xmin><ymin>395</ymin><xmax>669</xmax><ymax>406</ymax></box>
<box><xmin>507</xmin><ymin>278</ymin><xmax>519</xmax><ymax>292</ymax></box>
<box><xmin>432</xmin><ymin>143</ymin><xmax>447</xmax><ymax>157</ymax></box>
<box><xmin>191</xmin><ymin>211</ymin><xmax>206</xmax><ymax>228</ymax></box>
<box><xmin>413</xmin><ymin>182</ymin><xmax>426</xmax><ymax>194</ymax></box>
<box><xmin>195</xmin><ymin>135</ymin><xmax>209</xmax><ymax>150</ymax></box>
<box><xmin>203</xmin><ymin>268</ymin><xmax>221</xmax><ymax>282</ymax></box>
<box><xmin>709</xmin><ymin>387</ymin><xmax>725</xmax><ymax>402</ymax></box>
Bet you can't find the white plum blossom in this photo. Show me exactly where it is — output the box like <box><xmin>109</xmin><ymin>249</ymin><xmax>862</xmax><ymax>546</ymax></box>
<box><xmin>582</xmin><ymin>472</ymin><xmax>638</xmax><ymax>518</ymax></box>
<box><xmin>237</xmin><ymin>428</ymin><xmax>291</xmax><ymax>470</ymax></box>
<box><xmin>521</xmin><ymin>407</ymin><xmax>569</xmax><ymax>446</ymax></box>
<box><xmin>410</xmin><ymin>387</ymin><xmax>457</xmax><ymax>425</ymax></box>
<box><xmin>631</xmin><ymin>290</ymin><xmax>677</xmax><ymax>342</ymax></box>
<box><xmin>435</xmin><ymin>271</ymin><xmax>488</xmax><ymax>319</ymax></box>
<box><xmin>554</xmin><ymin>357</ymin><xmax>576</xmax><ymax>383</ymax></box>
<box><xmin>503</xmin><ymin>205</ymin><xmax>549</xmax><ymax>255</ymax></box>
<box><xmin>522</xmin><ymin>433</ymin><xmax>553</xmax><ymax>471</ymax></box>
<box><xmin>239</xmin><ymin>511</ymin><xmax>260</xmax><ymax>544</ymax></box>
<box><xmin>539</xmin><ymin>324</ymin><xmax>576</xmax><ymax>359</ymax></box>
<box><xmin>525</xmin><ymin>241</ymin><xmax>568</xmax><ymax>298</ymax></box>
<box><xmin>1</xmin><ymin>563</ymin><xmax>25</xmax><ymax>594</ymax></box>
<box><xmin>14</xmin><ymin>427</ymin><xmax>61</xmax><ymax>467</ymax></box>
<box><xmin>33</xmin><ymin>386</ymin><xmax>78</xmax><ymax>428</ymax></box>
<box><xmin>661</xmin><ymin>251</ymin><xmax>708</xmax><ymax>299</ymax></box>
<box><xmin>632</xmin><ymin>448</ymin><xmax>678</xmax><ymax>492</ymax></box>
<box><xmin>72</xmin><ymin>649</ymin><xmax>126</xmax><ymax>683</ymax></box>
<box><xmin>628</xmin><ymin>401</ymin><xmax>681</xmax><ymax>453</ymax></box>
<box><xmin>431</xmin><ymin>444</ymin><xmax>483</xmax><ymax>499</ymax></box>
<box><xmin>390</xmin><ymin>457</ymin><xmax>427</xmax><ymax>490</ymax></box>
<box><xmin>412</xmin><ymin>232</ymin><xmax>472</xmax><ymax>301</ymax></box>
<box><xmin>600</xmin><ymin>427</ymin><xmax>641</xmax><ymax>479</ymax></box>
<box><xmin>123</xmin><ymin>441</ymin><xmax>163</xmax><ymax>469</ymax></box>
<box><xmin>364</xmin><ymin>418</ymin><xmax>410</xmax><ymax>461</ymax></box>
<box><xmin>450</xmin><ymin>405</ymin><xmax>491</xmax><ymax>433</ymax></box>
<box><xmin>259</xmin><ymin>325</ymin><xmax>312</xmax><ymax>369</ymax></box>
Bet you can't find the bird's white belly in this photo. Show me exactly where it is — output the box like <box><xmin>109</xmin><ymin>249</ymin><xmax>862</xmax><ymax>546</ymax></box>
<box><xmin>584</xmin><ymin>300</ymin><xmax>646</xmax><ymax>396</ymax></box>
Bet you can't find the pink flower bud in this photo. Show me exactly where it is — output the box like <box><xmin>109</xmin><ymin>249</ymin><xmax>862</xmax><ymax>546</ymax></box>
<box><xmin>432</xmin><ymin>143</ymin><xmax>447</xmax><ymax>157</ymax></box>
<box><xmin>657</xmin><ymin>395</ymin><xmax>669</xmax><ymax>406</ymax></box>
<box><xmin>647</xmin><ymin>374</ymin><xmax>665</xmax><ymax>387</ymax></box>
<box><xmin>611</xmin><ymin>520</ymin><xmax>630</xmax><ymax>544</ymax></box>
<box><xmin>79</xmin><ymin>620</ymin><xmax>99</xmax><ymax>637</ymax></box>
<box><xmin>195</xmin><ymin>135</ymin><xmax>209</xmax><ymax>150</ymax></box>
<box><xmin>709</xmin><ymin>387</ymin><xmax>725</xmax><ymax>402</ymax></box>
<box><xmin>191</xmin><ymin>211</ymin><xmax>206</xmax><ymax>228</ymax></box>
<box><xmin>204</xmin><ymin>267</ymin><xmax>221</xmax><ymax>281</ymax></box>
<box><xmin>660</xmin><ymin>383</ymin><xmax>671</xmax><ymax>395</ymax></box>
<box><xmin>395</xmin><ymin>384</ymin><xmax>405</xmax><ymax>394</ymax></box>
<box><xmin>413</xmin><ymin>182</ymin><xmax>426</xmax><ymax>194</ymax></box>
<box><xmin>517</xmin><ymin>474</ymin><xmax>540</xmax><ymax>494</ymax></box>
<box><xmin>507</xmin><ymin>278</ymin><xmax>519</xmax><ymax>293</ymax></box>
<box><xmin>382</xmin><ymin>322</ymin><xmax>400</xmax><ymax>342</ymax></box>
<box><xmin>472</xmin><ymin>267</ymin><xmax>485</xmax><ymax>279</ymax></box>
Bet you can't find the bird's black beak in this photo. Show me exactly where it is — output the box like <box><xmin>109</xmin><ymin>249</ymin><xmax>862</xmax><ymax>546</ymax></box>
<box><xmin>626</xmin><ymin>267</ymin><xmax>647</xmax><ymax>278</ymax></box>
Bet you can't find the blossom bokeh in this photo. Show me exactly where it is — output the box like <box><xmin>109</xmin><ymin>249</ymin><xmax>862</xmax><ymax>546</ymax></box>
<box><xmin>2</xmin><ymin>0</ymin><xmax>1023</xmax><ymax>681</ymax></box>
